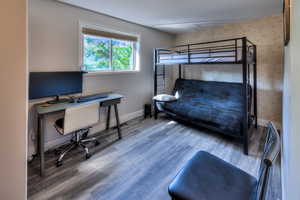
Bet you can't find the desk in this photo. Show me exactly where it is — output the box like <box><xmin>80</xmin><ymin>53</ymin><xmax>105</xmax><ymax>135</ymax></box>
<box><xmin>35</xmin><ymin>93</ymin><xmax>123</xmax><ymax>177</ymax></box>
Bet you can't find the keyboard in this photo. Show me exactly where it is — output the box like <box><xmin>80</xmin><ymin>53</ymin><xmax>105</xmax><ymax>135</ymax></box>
<box><xmin>77</xmin><ymin>93</ymin><xmax>109</xmax><ymax>103</ymax></box>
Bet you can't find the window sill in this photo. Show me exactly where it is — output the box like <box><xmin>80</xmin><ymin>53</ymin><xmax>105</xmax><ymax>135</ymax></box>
<box><xmin>83</xmin><ymin>70</ymin><xmax>140</xmax><ymax>76</ymax></box>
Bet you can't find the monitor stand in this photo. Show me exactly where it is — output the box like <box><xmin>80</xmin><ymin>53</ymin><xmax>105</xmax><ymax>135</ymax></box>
<box><xmin>47</xmin><ymin>95</ymin><xmax>70</xmax><ymax>104</ymax></box>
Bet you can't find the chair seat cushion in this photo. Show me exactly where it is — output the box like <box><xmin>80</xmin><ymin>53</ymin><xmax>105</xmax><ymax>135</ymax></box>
<box><xmin>169</xmin><ymin>151</ymin><xmax>257</xmax><ymax>200</ymax></box>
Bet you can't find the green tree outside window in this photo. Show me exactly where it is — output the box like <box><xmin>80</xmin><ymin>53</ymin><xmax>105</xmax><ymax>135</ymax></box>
<box><xmin>83</xmin><ymin>35</ymin><xmax>135</xmax><ymax>71</ymax></box>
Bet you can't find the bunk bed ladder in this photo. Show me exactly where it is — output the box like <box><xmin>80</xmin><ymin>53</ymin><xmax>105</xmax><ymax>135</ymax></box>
<box><xmin>253</xmin><ymin>45</ymin><xmax>258</xmax><ymax>128</ymax></box>
<box><xmin>154</xmin><ymin>49</ymin><xmax>158</xmax><ymax>96</ymax></box>
<box><xmin>156</xmin><ymin>65</ymin><xmax>166</xmax><ymax>94</ymax></box>
<box><xmin>154</xmin><ymin>49</ymin><xmax>158</xmax><ymax>119</ymax></box>
<box><xmin>154</xmin><ymin>49</ymin><xmax>167</xmax><ymax>95</ymax></box>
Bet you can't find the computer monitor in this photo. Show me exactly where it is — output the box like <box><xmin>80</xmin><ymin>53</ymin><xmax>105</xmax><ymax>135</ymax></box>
<box><xmin>29</xmin><ymin>71</ymin><xmax>83</xmax><ymax>103</ymax></box>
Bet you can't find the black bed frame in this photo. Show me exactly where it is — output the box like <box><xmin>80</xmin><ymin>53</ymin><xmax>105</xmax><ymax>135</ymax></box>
<box><xmin>153</xmin><ymin>37</ymin><xmax>257</xmax><ymax>155</ymax></box>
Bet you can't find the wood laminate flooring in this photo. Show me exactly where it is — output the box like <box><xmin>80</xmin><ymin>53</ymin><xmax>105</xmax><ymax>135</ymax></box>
<box><xmin>28</xmin><ymin>117</ymin><xmax>281</xmax><ymax>200</ymax></box>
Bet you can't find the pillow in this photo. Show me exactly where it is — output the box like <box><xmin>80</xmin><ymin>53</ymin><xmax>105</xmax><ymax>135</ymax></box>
<box><xmin>153</xmin><ymin>94</ymin><xmax>177</xmax><ymax>102</ymax></box>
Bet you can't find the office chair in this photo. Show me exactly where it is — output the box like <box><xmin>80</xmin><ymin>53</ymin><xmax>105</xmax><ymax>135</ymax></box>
<box><xmin>168</xmin><ymin>122</ymin><xmax>280</xmax><ymax>200</ymax></box>
<box><xmin>54</xmin><ymin>102</ymin><xmax>100</xmax><ymax>167</ymax></box>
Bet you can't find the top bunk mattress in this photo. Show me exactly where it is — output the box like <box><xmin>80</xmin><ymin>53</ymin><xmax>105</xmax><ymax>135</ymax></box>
<box><xmin>157</xmin><ymin>48</ymin><xmax>254</xmax><ymax>65</ymax></box>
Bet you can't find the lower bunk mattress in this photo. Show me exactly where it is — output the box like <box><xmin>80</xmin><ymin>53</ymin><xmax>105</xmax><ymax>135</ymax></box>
<box><xmin>157</xmin><ymin>79</ymin><xmax>248</xmax><ymax>137</ymax></box>
<box><xmin>162</xmin><ymin>99</ymin><xmax>243</xmax><ymax>136</ymax></box>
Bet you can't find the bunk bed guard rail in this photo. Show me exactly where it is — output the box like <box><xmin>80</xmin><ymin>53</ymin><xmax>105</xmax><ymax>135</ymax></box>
<box><xmin>155</xmin><ymin>37</ymin><xmax>255</xmax><ymax>65</ymax></box>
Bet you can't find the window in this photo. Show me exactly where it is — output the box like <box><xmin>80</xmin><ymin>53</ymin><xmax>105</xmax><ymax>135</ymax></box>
<box><xmin>81</xmin><ymin>26</ymin><xmax>138</xmax><ymax>72</ymax></box>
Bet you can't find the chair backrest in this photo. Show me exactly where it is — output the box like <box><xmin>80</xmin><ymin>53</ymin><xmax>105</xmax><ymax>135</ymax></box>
<box><xmin>63</xmin><ymin>102</ymin><xmax>100</xmax><ymax>135</ymax></box>
<box><xmin>256</xmin><ymin>122</ymin><xmax>281</xmax><ymax>200</ymax></box>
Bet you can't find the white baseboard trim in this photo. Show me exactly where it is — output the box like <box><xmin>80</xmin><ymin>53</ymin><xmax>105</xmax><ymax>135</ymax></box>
<box><xmin>28</xmin><ymin>109</ymin><xmax>144</xmax><ymax>160</ymax></box>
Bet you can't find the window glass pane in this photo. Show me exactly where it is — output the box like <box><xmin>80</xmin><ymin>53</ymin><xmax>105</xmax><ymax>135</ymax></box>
<box><xmin>112</xmin><ymin>39</ymin><xmax>134</xmax><ymax>70</ymax></box>
<box><xmin>83</xmin><ymin>35</ymin><xmax>110</xmax><ymax>70</ymax></box>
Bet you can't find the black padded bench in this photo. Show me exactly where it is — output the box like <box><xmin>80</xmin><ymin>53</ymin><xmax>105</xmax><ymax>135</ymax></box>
<box><xmin>168</xmin><ymin>122</ymin><xmax>280</xmax><ymax>200</ymax></box>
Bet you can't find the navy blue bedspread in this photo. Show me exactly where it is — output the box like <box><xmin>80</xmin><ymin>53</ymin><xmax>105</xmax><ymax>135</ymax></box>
<box><xmin>162</xmin><ymin>79</ymin><xmax>244</xmax><ymax>136</ymax></box>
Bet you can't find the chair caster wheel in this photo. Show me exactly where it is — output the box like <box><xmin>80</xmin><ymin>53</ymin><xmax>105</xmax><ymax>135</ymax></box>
<box><xmin>56</xmin><ymin>160</ymin><xmax>63</xmax><ymax>167</ymax></box>
<box><xmin>95</xmin><ymin>140</ymin><xmax>100</xmax><ymax>146</ymax></box>
<box><xmin>86</xmin><ymin>153</ymin><xmax>92</xmax><ymax>160</ymax></box>
<box><xmin>82</xmin><ymin>132</ymin><xmax>88</xmax><ymax>139</ymax></box>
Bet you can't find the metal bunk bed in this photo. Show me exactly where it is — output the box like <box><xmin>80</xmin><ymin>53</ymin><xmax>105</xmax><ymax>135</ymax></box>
<box><xmin>153</xmin><ymin>37</ymin><xmax>257</xmax><ymax>155</ymax></box>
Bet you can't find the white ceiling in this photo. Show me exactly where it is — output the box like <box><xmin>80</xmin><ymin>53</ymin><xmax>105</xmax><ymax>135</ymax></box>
<box><xmin>59</xmin><ymin>0</ymin><xmax>283</xmax><ymax>34</ymax></box>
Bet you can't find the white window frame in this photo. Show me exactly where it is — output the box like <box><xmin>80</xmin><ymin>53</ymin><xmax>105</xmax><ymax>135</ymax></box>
<box><xmin>79</xmin><ymin>22</ymin><xmax>140</xmax><ymax>75</ymax></box>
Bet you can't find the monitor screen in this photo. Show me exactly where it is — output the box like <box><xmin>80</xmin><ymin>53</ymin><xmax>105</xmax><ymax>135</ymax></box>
<box><xmin>29</xmin><ymin>72</ymin><xmax>83</xmax><ymax>100</ymax></box>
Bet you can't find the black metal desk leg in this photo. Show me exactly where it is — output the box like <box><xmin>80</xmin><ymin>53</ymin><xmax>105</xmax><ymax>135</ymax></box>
<box><xmin>106</xmin><ymin>106</ymin><xmax>111</xmax><ymax>130</ymax></box>
<box><xmin>38</xmin><ymin>115</ymin><xmax>45</xmax><ymax>177</ymax></box>
<box><xmin>114</xmin><ymin>104</ymin><xmax>122</xmax><ymax>139</ymax></box>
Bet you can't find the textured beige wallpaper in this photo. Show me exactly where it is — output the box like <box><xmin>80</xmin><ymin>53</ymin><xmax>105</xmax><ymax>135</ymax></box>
<box><xmin>174</xmin><ymin>15</ymin><xmax>284</xmax><ymax>126</ymax></box>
